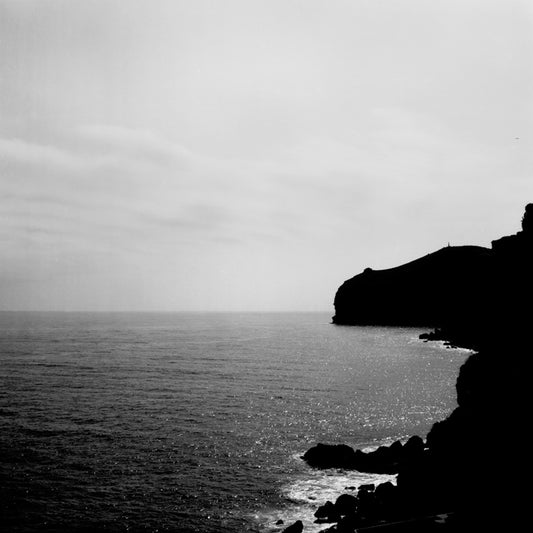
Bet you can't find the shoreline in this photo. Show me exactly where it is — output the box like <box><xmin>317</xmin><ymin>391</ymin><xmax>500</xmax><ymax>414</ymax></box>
<box><xmin>264</xmin><ymin>334</ymin><xmax>464</xmax><ymax>533</ymax></box>
<box><xmin>278</xmin><ymin>205</ymin><xmax>532</xmax><ymax>532</ymax></box>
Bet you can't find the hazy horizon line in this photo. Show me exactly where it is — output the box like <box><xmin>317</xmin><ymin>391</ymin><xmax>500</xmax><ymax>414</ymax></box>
<box><xmin>0</xmin><ymin>309</ymin><xmax>334</xmax><ymax>314</ymax></box>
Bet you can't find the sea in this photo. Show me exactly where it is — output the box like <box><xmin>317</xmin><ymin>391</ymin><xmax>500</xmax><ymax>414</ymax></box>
<box><xmin>0</xmin><ymin>312</ymin><xmax>470</xmax><ymax>533</ymax></box>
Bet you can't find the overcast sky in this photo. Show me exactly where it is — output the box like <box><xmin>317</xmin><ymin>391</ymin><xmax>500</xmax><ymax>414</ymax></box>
<box><xmin>1</xmin><ymin>0</ymin><xmax>532</xmax><ymax>312</ymax></box>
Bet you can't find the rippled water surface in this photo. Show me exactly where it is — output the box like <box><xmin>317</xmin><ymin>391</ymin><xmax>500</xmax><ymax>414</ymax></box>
<box><xmin>0</xmin><ymin>312</ymin><xmax>468</xmax><ymax>532</ymax></box>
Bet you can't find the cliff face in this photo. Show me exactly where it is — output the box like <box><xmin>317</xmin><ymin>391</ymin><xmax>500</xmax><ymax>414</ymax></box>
<box><xmin>326</xmin><ymin>205</ymin><xmax>533</xmax><ymax>529</ymax></box>
<box><xmin>333</xmin><ymin>204</ymin><xmax>533</xmax><ymax>350</ymax></box>
<box><xmin>333</xmin><ymin>245</ymin><xmax>491</xmax><ymax>328</ymax></box>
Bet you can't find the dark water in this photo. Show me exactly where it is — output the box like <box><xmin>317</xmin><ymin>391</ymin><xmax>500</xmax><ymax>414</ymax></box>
<box><xmin>0</xmin><ymin>312</ymin><xmax>469</xmax><ymax>532</ymax></box>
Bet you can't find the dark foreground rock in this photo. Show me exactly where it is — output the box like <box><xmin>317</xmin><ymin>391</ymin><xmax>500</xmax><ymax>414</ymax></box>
<box><xmin>314</xmin><ymin>494</ymin><xmax>359</xmax><ymax>524</ymax></box>
<box><xmin>314</xmin><ymin>501</ymin><xmax>340</xmax><ymax>523</ymax></box>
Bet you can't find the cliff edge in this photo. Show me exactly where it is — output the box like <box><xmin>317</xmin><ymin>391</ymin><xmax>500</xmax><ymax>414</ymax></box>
<box><xmin>301</xmin><ymin>205</ymin><xmax>532</xmax><ymax>532</ymax></box>
<box><xmin>332</xmin><ymin>245</ymin><xmax>491</xmax><ymax>328</ymax></box>
<box><xmin>333</xmin><ymin>204</ymin><xmax>533</xmax><ymax>350</ymax></box>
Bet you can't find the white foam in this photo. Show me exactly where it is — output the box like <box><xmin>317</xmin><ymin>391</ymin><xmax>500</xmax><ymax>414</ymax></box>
<box><xmin>255</xmin><ymin>469</ymin><xmax>396</xmax><ymax>532</ymax></box>
<box><xmin>283</xmin><ymin>470</ymin><xmax>396</xmax><ymax>504</ymax></box>
<box><xmin>425</xmin><ymin>339</ymin><xmax>475</xmax><ymax>354</ymax></box>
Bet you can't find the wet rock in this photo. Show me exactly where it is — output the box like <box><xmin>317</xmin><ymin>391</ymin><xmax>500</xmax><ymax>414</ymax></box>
<box><xmin>314</xmin><ymin>501</ymin><xmax>339</xmax><ymax>523</ymax></box>
<box><xmin>303</xmin><ymin>443</ymin><xmax>356</xmax><ymax>469</ymax></box>
<box><xmin>334</xmin><ymin>493</ymin><xmax>358</xmax><ymax>515</ymax></box>
<box><xmin>282</xmin><ymin>520</ymin><xmax>303</xmax><ymax>533</ymax></box>
<box><xmin>304</xmin><ymin>435</ymin><xmax>428</xmax><ymax>475</ymax></box>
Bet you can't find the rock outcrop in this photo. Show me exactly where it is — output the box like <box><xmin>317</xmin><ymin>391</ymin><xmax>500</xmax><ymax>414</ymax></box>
<box><xmin>310</xmin><ymin>204</ymin><xmax>533</xmax><ymax>532</ymax></box>
<box><xmin>333</xmin><ymin>203</ymin><xmax>533</xmax><ymax>352</ymax></box>
<box><xmin>303</xmin><ymin>436</ymin><xmax>425</xmax><ymax>474</ymax></box>
<box><xmin>332</xmin><ymin>245</ymin><xmax>491</xmax><ymax>329</ymax></box>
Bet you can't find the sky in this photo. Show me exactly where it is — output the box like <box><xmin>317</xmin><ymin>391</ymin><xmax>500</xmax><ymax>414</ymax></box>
<box><xmin>1</xmin><ymin>0</ymin><xmax>532</xmax><ymax>312</ymax></box>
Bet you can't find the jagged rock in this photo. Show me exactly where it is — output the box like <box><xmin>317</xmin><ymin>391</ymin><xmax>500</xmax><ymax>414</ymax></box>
<box><xmin>304</xmin><ymin>438</ymin><xmax>422</xmax><ymax>474</ymax></box>
<box><xmin>522</xmin><ymin>203</ymin><xmax>533</xmax><ymax>233</ymax></box>
<box><xmin>390</xmin><ymin>440</ymin><xmax>403</xmax><ymax>455</ymax></box>
<box><xmin>282</xmin><ymin>520</ymin><xmax>303</xmax><ymax>533</ymax></box>
<box><xmin>303</xmin><ymin>443</ymin><xmax>356</xmax><ymax>469</ymax></box>
<box><xmin>334</xmin><ymin>493</ymin><xmax>358</xmax><ymax>515</ymax></box>
<box><xmin>402</xmin><ymin>436</ymin><xmax>425</xmax><ymax>460</ymax></box>
<box><xmin>314</xmin><ymin>501</ymin><xmax>339</xmax><ymax>523</ymax></box>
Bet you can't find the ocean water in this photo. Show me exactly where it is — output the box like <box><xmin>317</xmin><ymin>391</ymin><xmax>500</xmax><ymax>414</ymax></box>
<box><xmin>0</xmin><ymin>312</ymin><xmax>469</xmax><ymax>532</ymax></box>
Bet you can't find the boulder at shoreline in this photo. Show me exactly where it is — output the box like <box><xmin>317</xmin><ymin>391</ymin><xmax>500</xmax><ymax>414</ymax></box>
<box><xmin>303</xmin><ymin>436</ymin><xmax>425</xmax><ymax>474</ymax></box>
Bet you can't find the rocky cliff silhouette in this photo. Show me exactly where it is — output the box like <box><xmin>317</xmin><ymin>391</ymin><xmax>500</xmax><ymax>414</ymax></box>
<box><xmin>297</xmin><ymin>204</ymin><xmax>532</xmax><ymax>532</ymax></box>
<box><xmin>332</xmin><ymin>245</ymin><xmax>491</xmax><ymax>331</ymax></box>
<box><xmin>333</xmin><ymin>204</ymin><xmax>533</xmax><ymax>350</ymax></box>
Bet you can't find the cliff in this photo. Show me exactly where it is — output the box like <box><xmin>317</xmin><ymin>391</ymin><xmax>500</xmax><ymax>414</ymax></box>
<box><xmin>332</xmin><ymin>245</ymin><xmax>491</xmax><ymax>328</ymax></box>
<box><xmin>300</xmin><ymin>205</ymin><xmax>532</xmax><ymax>532</ymax></box>
<box><xmin>333</xmin><ymin>204</ymin><xmax>533</xmax><ymax>350</ymax></box>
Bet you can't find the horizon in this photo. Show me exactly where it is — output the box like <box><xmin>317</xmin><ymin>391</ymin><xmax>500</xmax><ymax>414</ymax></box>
<box><xmin>0</xmin><ymin>239</ymin><xmax>506</xmax><ymax>314</ymax></box>
<box><xmin>0</xmin><ymin>309</ymin><xmax>334</xmax><ymax>314</ymax></box>
<box><xmin>1</xmin><ymin>0</ymin><xmax>532</xmax><ymax>312</ymax></box>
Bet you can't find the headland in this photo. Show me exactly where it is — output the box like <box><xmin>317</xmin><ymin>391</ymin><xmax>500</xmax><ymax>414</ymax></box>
<box><xmin>281</xmin><ymin>204</ymin><xmax>532</xmax><ymax>532</ymax></box>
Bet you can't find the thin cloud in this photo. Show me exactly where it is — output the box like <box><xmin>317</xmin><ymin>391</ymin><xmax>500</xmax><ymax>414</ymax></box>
<box><xmin>0</xmin><ymin>137</ymin><xmax>85</xmax><ymax>170</ymax></box>
<box><xmin>0</xmin><ymin>1</ymin><xmax>531</xmax><ymax>311</ymax></box>
<box><xmin>77</xmin><ymin>124</ymin><xmax>193</xmax><ymax>167</ymax></box>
